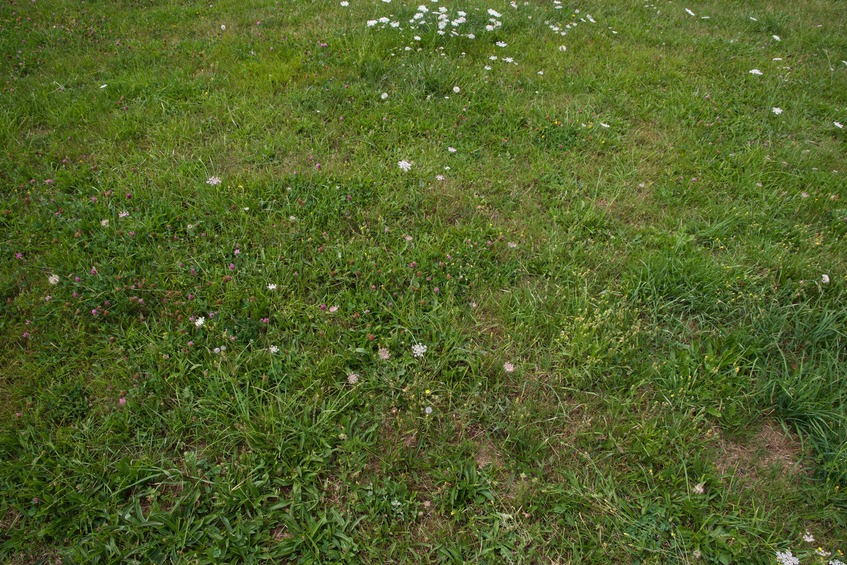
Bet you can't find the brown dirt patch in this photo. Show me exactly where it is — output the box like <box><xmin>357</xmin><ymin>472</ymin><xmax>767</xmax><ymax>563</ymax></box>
<box><xmin>470</xmin><ymin>432</ymin><xmax>504</xmax><ymax>471</ymax></box>
<box><xmin>715</xmin><ymin>421</ymin><xmax>807</xmax><ymax>482</ymax></box>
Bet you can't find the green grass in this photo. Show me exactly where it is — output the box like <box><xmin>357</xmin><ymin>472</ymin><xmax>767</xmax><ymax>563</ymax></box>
<box><xmin>1</xmin><ymin>0</ymin><xmax>846</xmax><ymax>562</ymax></box>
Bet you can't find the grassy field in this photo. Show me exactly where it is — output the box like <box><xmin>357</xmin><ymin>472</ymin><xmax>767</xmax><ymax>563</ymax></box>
<box><xmin>1</xmin><ymin>0</ymin><xmax>846</xmax><ymax>562</ymax></box>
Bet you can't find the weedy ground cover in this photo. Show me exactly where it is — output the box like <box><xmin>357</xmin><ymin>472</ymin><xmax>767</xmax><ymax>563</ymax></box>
<box><xmin>1</xmin><ymin>0</ymin><xmax>846</xmax><ymax>562</ymax></box>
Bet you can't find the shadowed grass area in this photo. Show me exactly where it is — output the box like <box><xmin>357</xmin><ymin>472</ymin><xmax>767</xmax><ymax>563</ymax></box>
<box><xmin>1</xmin><ymin>0</ymin><xmax>846</xmax><ymax>562</ymax></box>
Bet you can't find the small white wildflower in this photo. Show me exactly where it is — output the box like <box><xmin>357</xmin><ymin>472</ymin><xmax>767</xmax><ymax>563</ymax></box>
<box><xmin>507</xmin><ymin>241</ymin><xmax>517</xmax><ymax>248</ymax></box>
<box><xmin>119</xmin><ymin>211</ymin><xmax>129</xmax><ymax>218</ymax></box>
<box><xmin>329</xmin><ymin>305</ymin><xmax>339</xmax><ymax>313</ymax></box>
<box><xmin>267</xmin><ymin>283</ymin><xmax>277</xmax><ymax>290</ymax></box>
<box><xmin>503</xmin><ymin>362</ymin><xmax>515</xmax><ymax>373</ymax></box>
<box><xmin>559</xmin><ymin>45</ymin><xmax>567</xmax><ymax>52</ymax></box>
<box><xmin>448</xmin><ymin>146</ymin><xmax>457</xmax><ymax>153</ymax></box>
<box><xmin>269</xmin><ymin>345</ymin><xmax>279</xmax><ymax>354</ymax></box>
<box><xmin>100</xmin><ymin>219</ymin><xmax>109</xmax><ymax>227</ymax></box>
<box><xmin>347</xmin><ymin>372</ymin><xmax>359</xmax><ymax>384</ymax></box>
<box><xmin>424</xmin><ymin>406</ymin><xmax>433</xmax><ymax>415</ymax></box>
<box><xmin>821</xmin><ymin>274</ymin><xmax>830</xmax><ymax>284</ymax></box>
<box><xmin>487</xmin><ymin>8</ymin><xmax>502</xmax><ymax>17</ymax></box>
<box><xmin>816</xmin><ymin>548</ymin><xmax>831</xmax><ymax>557</ymax></box>
<box><xmin>436</xmin><ymin>174</ymin><xmax>445</xmax><ymax>181</ymax></box>
<box><xmin>367</xmin><ymin>19</ymin><xmax>377</xmax><ymax>26</ymax></box>
<box><xmin>412</xmin><ymin>343</ymin><xmax>427</xmax><ymax>358</ymax></box>
<box><xmin>48</xmin><ymin>274</ymin><xmax>60</xmax><ymax>285</ymax></box>
<box><xmin>749</xmin><ymin>69</ymin><xmax>763</xmax><ymax>75</ymax></box>
<box><xmin>772</xmin><ymin>107</ymin><xmax>783</xmax><ymax>115</ymax></box>
<box><xmin>692</xmin><ymin>482</ymin><xmax>705</xmax><ymax>494</ymax></box>
<box><xmin>773</xmin><ymin>34</ymin><xmax>781</xmax><ymax>41</ymax></box>
<box><xmin>220</xmin><ymin>24</ymin><xmax>226</xmax><ymax>31</ymax></box>
<box><xmin>195</xmin><ymin>317</ymin><xmax>205</xmax><ymax>328</ymax></box>
<box><xmin>207</xmin><ymin>176</ymin><xmax>221</xmax><ymax>186</ymax></box>
<box><xmin>453</xmin><ymin>86</ymin><xmax>460</xmax><ymax>93</ymax></box>
<box><xmin>775</xmin><ymin>550</ymin><xmax>800</xmax><ymax>565</ymax></box>
<box><xmin>398</xmin><ymin>160</ymin><xmax>412</xmax><ymax>172</ymax></box>
<box><xmin>378</xmin><ymin>347</ymin><xmax>391</xmax><ymax>360</ymax></box>
<box><xmin>495</xmin><ymin>41</ymin><xmax>508</xmax><ymax>47</ymax></box>
<box><xmin>289</xmin><ymin>215</ymin><xmax>296</xmax><ymax>222</ymax></box>
<box><xmin>340</xmin><ymin>1</ymin><xmax>349</xmax><ymax>5</ymax></box>
<box><xmin>829</xmin><ymin>559</ymin><xmax>846</xmax><ymax>565</ymax></box>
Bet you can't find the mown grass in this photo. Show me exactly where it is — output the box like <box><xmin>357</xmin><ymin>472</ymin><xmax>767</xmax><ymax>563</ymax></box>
<box><xmin>1</xmin><ymin>0</ymin><xmax>846</xmax><ymax>562</ymax></box>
